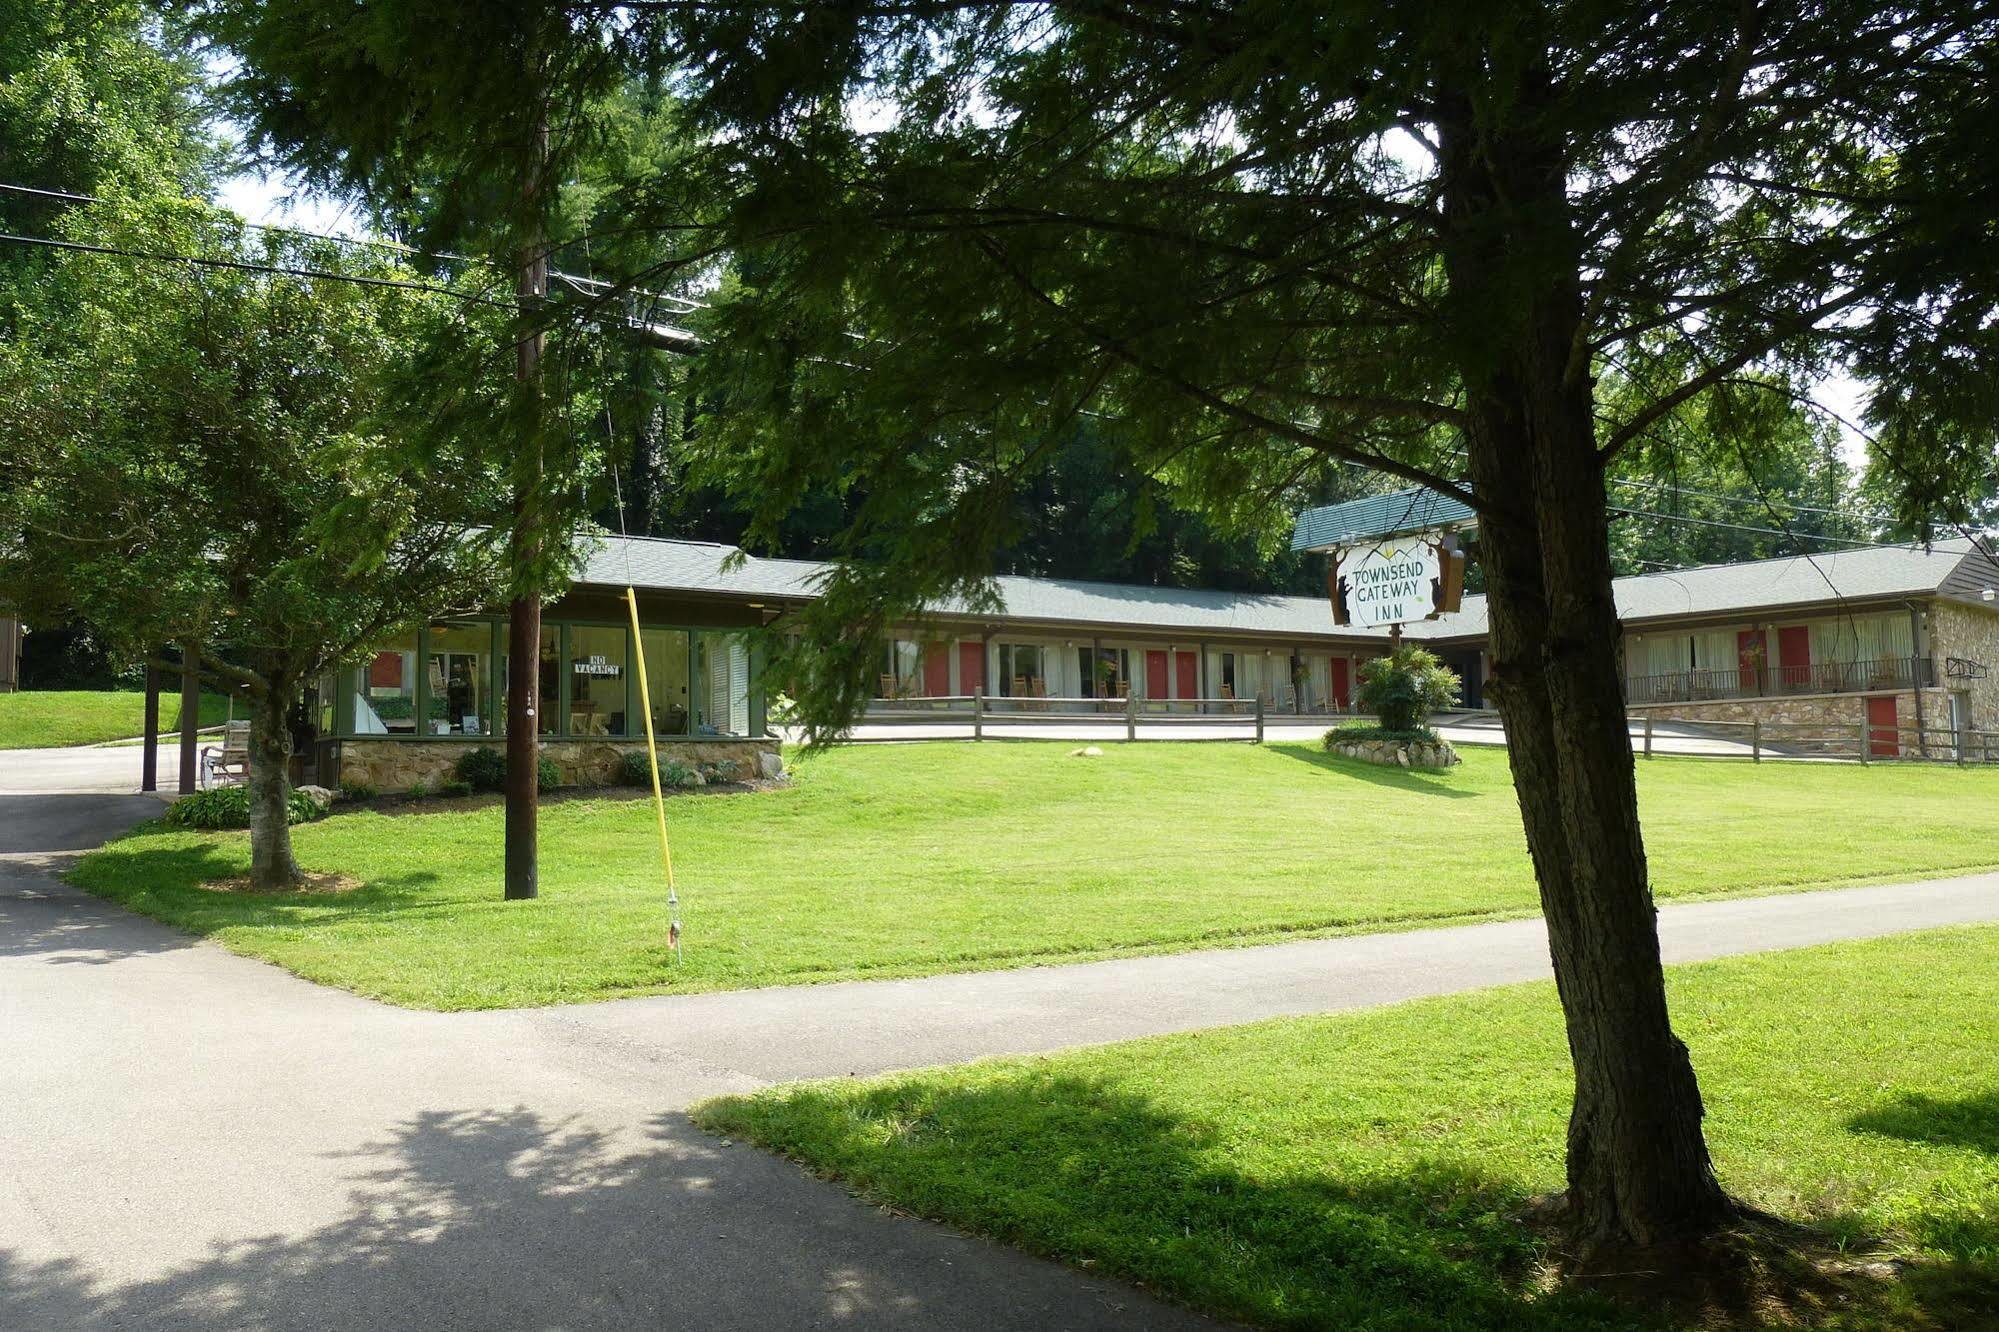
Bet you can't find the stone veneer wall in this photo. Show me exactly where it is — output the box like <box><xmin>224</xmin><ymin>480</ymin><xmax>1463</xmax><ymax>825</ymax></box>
<box><xmin>1627</xmin><ymin>689</ymin><xmax>1962</xmax><ymax>754</ymax></box>
<box><xmin>1928</xmin><ymin>600</ymin><xmax>1999</xmax><ymax>732</ymax></box>
<box><xmin>335</xmin><ymin>737</ymin><xmax>780</xmax><ymax>791</ymax></box>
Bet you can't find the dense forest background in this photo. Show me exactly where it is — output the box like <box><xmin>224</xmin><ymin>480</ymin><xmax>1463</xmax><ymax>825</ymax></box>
<box><xmin>588</xmin><ymin>356</ymin><xmax>1902</xmax><ymax>599</ymax></box>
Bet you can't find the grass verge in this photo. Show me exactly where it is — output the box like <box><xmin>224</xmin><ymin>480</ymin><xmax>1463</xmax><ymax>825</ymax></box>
<box><xmin>0</xmin><ymin>689</ymin><xmax>230</xmax><ymax>749</ymax></box>
<box><xmin>698</xmin><ymin>924</ymin><xmax>1999</xmax><ymax>1330</ymax></box>
<box><xmin>67</xmin><ymin>741</ymin><xmax>1999</xmax><ymax>1008</ymax></box>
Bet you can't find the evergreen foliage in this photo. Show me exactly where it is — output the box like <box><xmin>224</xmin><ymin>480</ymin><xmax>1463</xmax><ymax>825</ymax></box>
<box><xmin>1354</xmin><ymin>649</ymin><xmax>1462</xmax><ymax>734</ymax></box>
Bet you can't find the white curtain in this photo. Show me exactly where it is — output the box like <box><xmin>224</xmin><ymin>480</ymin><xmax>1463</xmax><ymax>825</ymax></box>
<box><xmin>1636</xmin><ymin>635</ymin><xmax>1688</xmax><ymax>677</ymax></box>
<box><xmin>1692</xmin><ymin>629</ymin><xmax>1739</xmax><ymax>672</ymax></box>
<box><xmin>1811</xmin><ymin>613</ymin><xmax>1913</xmax><ymax>665</ymax></box>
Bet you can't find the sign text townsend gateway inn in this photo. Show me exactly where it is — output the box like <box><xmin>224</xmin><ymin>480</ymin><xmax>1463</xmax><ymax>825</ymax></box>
<box><xmin>1345</xmin><ymin>541</ymin><xmax>1443</xmax><ymax>628</ymax></box>
<box><xmin>1290</xmin><ymin>486</ymin><xmax>1475</xmax><ymax>634</ymax></box>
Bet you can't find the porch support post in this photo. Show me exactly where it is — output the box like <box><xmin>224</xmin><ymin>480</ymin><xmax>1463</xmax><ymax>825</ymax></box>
<box><xmin>1907</xmin><ymin>602</ymin><xmax>1929</xmax><ymax>759</ymax></box>
<box><xmin>178</xmin><ymin>644</ymin><xmax>200</xmax><ymax>795</ymax></box>
<box><xmin>141</xmin><ymin>663</ymin><xmax>160</xmax><ymax>792</ymax></box>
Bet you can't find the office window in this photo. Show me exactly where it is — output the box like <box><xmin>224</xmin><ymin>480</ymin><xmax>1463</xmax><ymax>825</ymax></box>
<box><xmin>568</xmin><ymin>625</ymin><xmax>630</xmax><ymax>737</ymax></box>
<box><xmin>429</xmin><ymin>623</ymin><xmax>493</xmax><ymax>735</ymax></box>
<box><xmin>638</xmin><ymin>629</ymin><xmax>692</xmax><ymax>735</ymax></box>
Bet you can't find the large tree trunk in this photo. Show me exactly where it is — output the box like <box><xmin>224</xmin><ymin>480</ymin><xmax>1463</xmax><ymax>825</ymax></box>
<box><xmin>246</xmin><ymin>682</ymin><xmax>301</xmax><ymax>892</ymax></box>
<box><xmin>1437</xmin><ymin>64</ymin><xmax>1733</xmax><ymax>1261</ymax></box>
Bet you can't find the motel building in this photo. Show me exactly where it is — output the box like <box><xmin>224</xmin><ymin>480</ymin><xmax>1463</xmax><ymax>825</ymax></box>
<box><xmin>312</xmin><ymin>493</ymin><xmax>1999</xmax><ymax>789</ymax></box>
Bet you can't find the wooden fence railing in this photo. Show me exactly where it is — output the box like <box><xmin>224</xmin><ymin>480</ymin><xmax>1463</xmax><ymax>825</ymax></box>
<box><xmin>859</xmin><ymin>691</ymin><xmax>1266</xmax><ymax>741</ymax></box>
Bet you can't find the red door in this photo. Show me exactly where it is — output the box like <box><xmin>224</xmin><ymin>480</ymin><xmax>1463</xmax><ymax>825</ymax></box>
<box><xmin>957</xmin><ymin>640</ymin><xmax>985</xmax><ymax>695</ymax></box>
<box><xmin>1145</xmin><ymin>650</ymin><xmax>1168</xmax><ymax>698</ymax></box>
<box><xmin>1174</xmin><ymin>652</ymin><xmax>1198</xmax><ymax>700</ymax></box>
<box><xmin>1331</xmin><ymin>657</ymin><xmax>1351</xmax><ymax>708</ymax></box>
<box><xmin>1736</xmin><ymin>629</ymin><xmax>1765</xmax><ymax>692</ymax></box>
<box><xmin>1866</xmin><ymin>697</ymin><xmax>1899</xmax><ymax>757</ymax></box>
<box><xmin>1776</xmin><ymin>626</ymin><xmax>1810</xmax><ymax>691</ymax></box>
<box><xmin>921</xmin><ymin>644</ymin><xmax>951</xmax><ymax>697</ymax></box>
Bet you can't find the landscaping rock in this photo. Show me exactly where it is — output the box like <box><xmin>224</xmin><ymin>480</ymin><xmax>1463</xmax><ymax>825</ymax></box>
<box><xmin>1326</xmin><ymin>736</ymin><xmax>1460</xmax><ymax>769</ymax></box>
<box><xmin>297</xmin><ymin>784</ymin><xmax>337</xmax><ymax>812</ymax></box>
<box><xmin>756</xmin><ymin>750</ymin><xmax>784</xmax><ymax>780</ymax></box>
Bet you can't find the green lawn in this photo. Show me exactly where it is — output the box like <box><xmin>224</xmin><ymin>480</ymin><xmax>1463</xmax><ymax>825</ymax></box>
<box><xmin>0</xmin><ymin>688</ymin><xmax>230</xmax><ymax>749</ymax></box>
<box><xmin>698</xmin><ymin>925</ymin><xmax>1999</xmax><ymax>1330</ymax></box>
<box><xmin>66</xmin><ymin>742</ymin><xmax>1999</xmax><ymax>1009</ymax></box>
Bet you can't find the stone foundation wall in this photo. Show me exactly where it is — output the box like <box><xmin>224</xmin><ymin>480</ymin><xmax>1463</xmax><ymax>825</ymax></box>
<box><xmin>1628</xmin><ymin>691</ymin><xmax>1884</xmax><ymax>730</ymax></box>
<box><xmin>1627</xmin><ymin>689</ymin><xmax>1966</xmax><ymax>755</ymax></box>
<box><xmin>333</xmin><ymin>737</ymin><xmax>781</xmax><ymax>792</ymax></box>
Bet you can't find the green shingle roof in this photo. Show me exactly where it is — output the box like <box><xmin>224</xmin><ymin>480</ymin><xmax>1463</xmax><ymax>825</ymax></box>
<box><xmin>1290</xmin><ymin>486</ymin><xmax>1477</xmax><ymax>552</ymax></box>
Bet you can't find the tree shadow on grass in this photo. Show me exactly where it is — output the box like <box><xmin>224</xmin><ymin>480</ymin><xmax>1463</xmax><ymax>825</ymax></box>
<box><xmin>0</xmin><ymin>1105</ymin><xmax>1205</xmax><ymax>1330</ymax></box>
<box><xmin>699</xmin><ymin>1072</ymin><xmax>1999</xmax><ymax>1331</ymax></box>
<box><xmin>1266</xmin><ymin>743</ymin><xmax>1480</xmax><ymax>797</ymax></box>
<box><xmin>65</xmin><ymin>839</ymin><xmax>445</xmax><ymax>933</ymax></box>
<box><xmin>1848</xmin><ymin>1089</ymin><xmax>1999</xmax><ymax>1157</ymax></box>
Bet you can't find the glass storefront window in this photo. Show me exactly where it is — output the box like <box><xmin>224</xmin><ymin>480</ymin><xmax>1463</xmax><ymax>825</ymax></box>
<box><xmin>639</xmin><ymin>628</ymin><xmax>692</xmax><ymax>735</ymax></box>
<box><xmin>351</xmin><ymin>632</ymin><xmax>419</xmax><ymax>734</ymax></box>
<box><xmin>498</xmin><ymin>625</ymin><xmax>561</xmax><ymax>736</ymax></box>
<box><xmin>695</xmin><ymin>630</ymin><xmax>750</xmax><ymax>736</ymax></box>
<box><xmin>351</xmin><ymin>619</ymin><xmax>759</xmax><ymax>741</ymax></box>
<box><xmin>429</xmin><ymin>623</ymin><xmax>493</xmax><ymax>736</ymax></box>
<box><xmin>568</xmin><ymin>624</ymin><xmax>630</xmax><ymax>737</ymax></box>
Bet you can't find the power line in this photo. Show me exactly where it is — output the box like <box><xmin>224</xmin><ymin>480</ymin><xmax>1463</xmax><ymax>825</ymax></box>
<box><xmin>0</xmin><ymin>178</ymin><xmax>707</xmax><ymax>318</ymax></box>
<box><xmin>1609</xmin><ymin>475</ymin><xmax>1891</xmax><ymax>524</ymax></box>
<box><xmin>0</xmin><ymin>230</ymin><xmax>520</xmax><ymax>307</ymax></box>
<box><xmin>1608</xmin><ymin>504</ymin><xmax>1932</xmax><ymax>552</ymax></box>
<box><xmin>0</xmin><ymin>179</ymin><xmax>491</xmax><ymax>273</ymax></box>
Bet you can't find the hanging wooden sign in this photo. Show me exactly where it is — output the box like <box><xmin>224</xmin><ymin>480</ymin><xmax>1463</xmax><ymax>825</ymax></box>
<box><xmin>1327</xmin><ymin>533</ymin><xmax>1466</xmax><ymax>627</ymax></box>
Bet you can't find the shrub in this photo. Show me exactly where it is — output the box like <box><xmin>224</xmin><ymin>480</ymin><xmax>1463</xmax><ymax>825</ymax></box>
<box><xmin>620</xmin><ymin>750</ymin><xmax>714</xmax><ymax>790</ymax></box>
<box><xmin>451</xmin><ymin>746</ymin><xmax>560</xmax><ymax>792</ymax></box>
<box><xmin>439</xmin><ymin>778</ymin><xmax>474</xmax><ymax>798</ymax></box>
<box><xmin>618</xmin><ymin>748</ymin><xmax>654</xmax><ymax>787</ymax></box>
<box><xmin>338</xmin><ymin>779</ymin><xmax>378</xmax><ymax>802</ymax></box>
<box><xmin>1324</xmin><ymin>720</ymin><xmax>1438</xmax><ymax>748</ymax></box>
<box><xmin>453</xmin><ymin>746</ymin><xmax>508</xmax><ymax>793</ymax></box>
<box><xmin>701</xmin><ymin>758</ymin><xmax>742</xmax><ymax>785</ymax></box>
<box><xmin>1355</xmin><ymin>646</ymin><xmax>1460</xmax><ymax>733</ymax></box>
<box><xmin>165</xmin><ymin>784</ymin><xmax>326</xmax><ymax>829</ymax></box>
<box><xmin>407</xmin><ymin>780</ymin><xmax>430</xmax><ymax>799</ymax></box>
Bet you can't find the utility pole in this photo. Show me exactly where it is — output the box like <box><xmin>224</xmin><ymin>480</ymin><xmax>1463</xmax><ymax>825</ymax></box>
<box><xmin>504</xmin><ymin>114</ymin><xmax>550</xmax><ymax>902</ymax></box>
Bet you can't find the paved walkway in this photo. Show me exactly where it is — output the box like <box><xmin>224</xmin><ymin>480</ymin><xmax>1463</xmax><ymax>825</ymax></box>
<box><xmin>4</xmin><ymin>780</ymin><xmax>1995</xmax><ymax>1330</ymax></box>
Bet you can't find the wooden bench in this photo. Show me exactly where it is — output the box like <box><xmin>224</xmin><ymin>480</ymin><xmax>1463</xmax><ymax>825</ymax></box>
<box><xmin>201</xmin><ymin>721</ymin><xmax>251</xmax><ymax>789</ymax></box>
